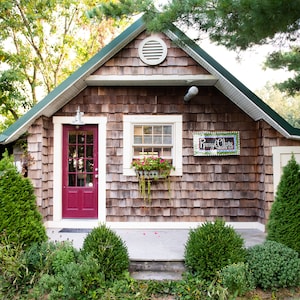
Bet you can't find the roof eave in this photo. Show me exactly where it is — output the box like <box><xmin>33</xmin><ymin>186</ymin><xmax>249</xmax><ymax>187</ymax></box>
<box><xmin>0</xmin><ymin>18</ymin><xmax>146</xmax><ymax>145</ymax></box>
<box><xmin>164</xmin><ymin>28</ymin><xmax>300</xmax><ymax>140</ymax></box>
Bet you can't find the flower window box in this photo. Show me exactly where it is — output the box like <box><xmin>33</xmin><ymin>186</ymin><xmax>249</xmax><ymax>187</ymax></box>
<box><xmin>131</xmin><ymin>156</ymin><xmax>174</xmax><ymax>203</ymax></box>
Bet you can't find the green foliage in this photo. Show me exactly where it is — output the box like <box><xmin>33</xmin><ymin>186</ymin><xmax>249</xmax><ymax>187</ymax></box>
<box><xmin>0</xmin><ymin>0</ymin><xmax>120</xmax><ymax>130</ymax></box>
<box><xmin>184</xmin><ymin>219</ymin><xmax>246</xmax><ymax>280</ymax></box>
<box><xmin>219</xmin><ymin>262</ymin><xmax>255</xmax><ymax>297</ymax></box>
<box><xmin>81</xmin><ymin>224</ymin><xmax>130</xmax><ymax>281</ymax></box>
<box><xmin>246</xmin><ymin>240</ymin><xmax>300</xmax><ymax>290</ymax></box>
<box><xmin>0</xmin><ymin>151</ymin><xmax>47</xmax><ymax>249</ymax></box>
<box><xmin>0</xmin><ymin>239</ymin><xmax>28</xmax><ymax>298</ymax></box>
<box><xmin>257</xmin><ymin>84</ymin><xmax>300</xmax><ymax>128</ymax></box>
<box><xmin>25</xmin><ymin>241</ymin><xmax>78</xmax><ymax>280</ymax></box>
<box><xmin>267</xmin><ymin>154</ymin><xmax>300</xmax><ymax>253</ymax></box>
<box><xmin>32</xmin><ymin>254</ymin><xmax>106</xmax><ymax>300</ymax></box>
<box><xmin>92</xmin><ymin>0</ymin><xmax>300</xmax><ymax>95</ymax></box>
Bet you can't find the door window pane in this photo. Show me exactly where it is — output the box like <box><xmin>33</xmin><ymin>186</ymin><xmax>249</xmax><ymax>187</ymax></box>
<box><xmin>67</xmin><ymin>129</ymin><xmax>95</xmax><ymax>187</ymax></box>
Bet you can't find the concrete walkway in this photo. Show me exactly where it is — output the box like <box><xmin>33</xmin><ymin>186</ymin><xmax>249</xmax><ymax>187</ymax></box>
<box><xmin>47</xmin><ymin>228</ymin><xmax>266</xmax><ymax>261</ymax></box>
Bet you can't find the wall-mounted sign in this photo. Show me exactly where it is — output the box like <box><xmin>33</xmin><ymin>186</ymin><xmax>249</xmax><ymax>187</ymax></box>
<box><xmin>193</xmin><ymin>131</ymin><xmax>240</xmax><ymax>156</ymax></box>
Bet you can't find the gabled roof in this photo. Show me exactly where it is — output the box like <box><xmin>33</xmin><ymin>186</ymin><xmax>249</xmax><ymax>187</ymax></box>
<box><xmin>1</xmin><ymin>17</ymin><xmax>300</xmax><ymax>144</ymax></box>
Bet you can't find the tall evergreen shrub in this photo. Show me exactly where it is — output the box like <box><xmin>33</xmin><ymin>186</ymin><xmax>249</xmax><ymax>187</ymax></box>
<box><xmin>0</xmin><ymin>151</ymin><xmax>47</xmax><ymax>248</ymax></box>
<box><xmin>267</xmin><ymin>154</ymin><xmax>300</xmax><ymax>253</ymax></box>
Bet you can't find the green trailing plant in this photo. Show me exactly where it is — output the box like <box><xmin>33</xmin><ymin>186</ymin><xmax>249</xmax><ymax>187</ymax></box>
<box><xmin>184</xmin><ymin>219</ymin><xmax>246</xmax><ymax>281</ymax></box>
<box><xmin>219</xmin><ymin>262</ymin><xmax>255</xmax><ymax>297</ymax></box>
<box><xmin>81</xmin><ymin>224</ymin><xmax>129</xmax><ymax>281</ymax></box>
<box><xmin>246</xmin><ymin>240</ymin><xmax>300</xmax><ymax>290</ymax></box>
<box><xmin>131</xmin><ymin>156</ymin><xmax>174</xmax><ymax>203</ymax></box>
<box><xmin>267</xmin><ymin>154</ymin><xmax>300</xmax><ymax>253</ymax></box>
<box><xmin>0</xmin><ymin>150</ymin><xmax>47</xmax><ymax>249</ymax></box>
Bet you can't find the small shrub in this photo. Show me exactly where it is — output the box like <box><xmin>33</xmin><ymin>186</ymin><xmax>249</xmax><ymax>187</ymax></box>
<box><xmin>0</xmin><ymin>239</ymin><xmax>28</xmax><ymax>298</ymax></box>
<box><xmin>32</xmin><ymin>254</ymin><xmax>106</xmax><ymax>300</ymax></box>
<box><xmin>247</xmin><ymin>240</ymin><xmax>300</xmax><ymax>290</ymax></box>
<box><xmin>51</xmin><ymin>241</ymin><xmax>78</xmax><ymax>274</ymax></box>
<box><xmin>0</xmin><ymin>151</ymin><xmax>47</xmax><ymax>249</ymax></box>
<box><xmin>81</xmin><ymin>224</ymin><xmax>129</xmax><ymax>280</ymax></box>
<box><xmin>184</xmin><ymin>219</ymin><xmax>246</xmax><ymax>280</ymax></box>
<box><xmin>25</xmin><ymin>241</ymin><xmax>57</xmax><ymax>275</ymax></box>
<box><xmin>219</xmin><ymin>262</ymin><xmax>255</xmax><ymax>297</ymax></box>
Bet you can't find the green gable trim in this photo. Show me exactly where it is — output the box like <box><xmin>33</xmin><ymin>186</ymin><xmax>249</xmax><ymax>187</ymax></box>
<box><xmin>1</xmin><ymin>16</ymin><xmax>300</xmax><ymax>144</ymax></box>
<box><xmin>169</xmin><ymin>24</ymin><xmax>300</xmax><ymax>137</ymax></box>
<box><xmin>0</xmin><ymin>18</ymin><xmax>146</xmax><ymax>144</ymax></box>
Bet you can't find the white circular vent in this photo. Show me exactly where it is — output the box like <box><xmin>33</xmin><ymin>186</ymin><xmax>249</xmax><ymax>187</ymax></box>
<box><xmin>138</xmin><ymin>37</ymin><xmax>167</xmax><ymax>65</ymax></box>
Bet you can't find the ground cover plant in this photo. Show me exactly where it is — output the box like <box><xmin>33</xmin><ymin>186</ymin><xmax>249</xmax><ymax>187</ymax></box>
<box><xmin>246</xmin><ymin>240</ymin><xmax>300</xmax><ymax>290</ymax></box>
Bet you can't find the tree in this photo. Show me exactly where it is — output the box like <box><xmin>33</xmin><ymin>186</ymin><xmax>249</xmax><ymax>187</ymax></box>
<box><xmin>0</xmin><ymin>0</ymin><xmax>120</xmax><ymax>129</ymax></box>
<box><xmin>266</xmin><ymin>154</ymin><xmax>300</xmax><ymax>253</ymax></box>
<box><xmin>257</xmin><ymin>83</ymin><xmax>300</xmax><ymax>128</ymax></box>
<box><xmin>89</xmin><ymin>0</ymin><xmax>300</xmax><ymax>95</ymax></box>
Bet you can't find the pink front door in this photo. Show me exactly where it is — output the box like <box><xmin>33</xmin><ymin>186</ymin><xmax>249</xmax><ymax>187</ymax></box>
<box><xmin>62</xmin><ymin>125</ymin><xmax>98</xmax><ymax>218</ymax></box>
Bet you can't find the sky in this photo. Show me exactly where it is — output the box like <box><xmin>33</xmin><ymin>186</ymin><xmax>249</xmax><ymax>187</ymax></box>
<box><xmin>154</xmin><ymin>0</ymin><xmax>291</xmax><ymax>93</ymax></box>
<box><xmin>198</xmin><ymin>40</ymin><xmax>290</xmax><ymax>92</ymax></box>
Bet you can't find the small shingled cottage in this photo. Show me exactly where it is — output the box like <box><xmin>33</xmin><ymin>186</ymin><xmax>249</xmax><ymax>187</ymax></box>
<box><xmin>1</xmin><ymin>18</ymin><xmax>300</xmax><ymax>232</ymax></box>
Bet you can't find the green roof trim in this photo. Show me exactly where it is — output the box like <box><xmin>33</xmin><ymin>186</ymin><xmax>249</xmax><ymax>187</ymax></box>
<box><xmin>169</xmin><ymin>24</ymin><xmax>300</xmax><ymax>137</ymax></box>
<box><xmin>1</xmin><ymin>16</ymin><xmax>300</xmax><ymax>144</ymax></box>
<box><xmin>0</xmin><ymin>18</ymin><xmax>145</xmax><ymax>143</ymax></box>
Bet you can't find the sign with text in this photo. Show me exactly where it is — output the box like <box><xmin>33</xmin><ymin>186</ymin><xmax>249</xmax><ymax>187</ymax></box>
<box><xmin>193</xmin><ymin>131</ymin><xmax>240</xmax><ymax>156</ymax></box>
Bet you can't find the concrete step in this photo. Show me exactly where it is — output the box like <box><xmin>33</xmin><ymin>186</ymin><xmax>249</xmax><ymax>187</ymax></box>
<box><xmin>129</xmin><ymin>260</ymin><xmax>185</xmax><ymax>281</ymax></box>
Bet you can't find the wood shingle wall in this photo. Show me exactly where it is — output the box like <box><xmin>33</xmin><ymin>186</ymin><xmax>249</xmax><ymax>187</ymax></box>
<box><xmin>26</xmin><ymin>31</ymin><xmax>300</xmax><ymax>224</ymax></box>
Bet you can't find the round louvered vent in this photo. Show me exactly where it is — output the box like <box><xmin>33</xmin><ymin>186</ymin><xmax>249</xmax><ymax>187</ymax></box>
<box><xmin>138</xmin><ymin>37</ymin><xmax>167</xmax><ymax>65</ymax></box>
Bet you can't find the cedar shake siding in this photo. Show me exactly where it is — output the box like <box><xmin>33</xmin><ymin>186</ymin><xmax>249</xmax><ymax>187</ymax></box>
<box><xmin>31</xmin><ymin>83</ymin><xmax>295</xmax><ymax>224</ymax></box>
<box><xmin>4</xmin><ymin>23</ymin><xmax>300</xmax><ymax>227</ymax></box>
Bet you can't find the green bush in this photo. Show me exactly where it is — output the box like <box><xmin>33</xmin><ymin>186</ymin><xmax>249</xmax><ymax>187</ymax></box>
<box><xmin>219</xmin><ymin>262</ymin><xmax>255</xmax><ymax>297</ymax></box>
<box><xmin>267</xmin><ymin>154</ymin><xmax>300</xmax><ymax>253</ymax></box>
<box><xmin>32</xmin><ymin>254</ymin><xmax>106</xmax><ymax>300</ymax></box>
<box><xmin>25</xmin><ymin>241</ymin><xmax>78</xmax><ymax>278</ymax></box>
<box><xmin>247</xmin><ymin>240</ymin><xmax>300</xmax><ymax>290</ymax></box>
<box><xmin>0</xmin><ymin>239</ymin><xmax>28</xmax><ymax>298</ymax></box>
<box><xmin>81</xmin><ymin>224</ymin><xmax>129</xmax><ymax>281</ymax></box>
<box><xmin>184</xmin><ymin>219</ymin><xmax>246</xmax><ymax>280</ymax></box>
<box><xmin>0</xmin><ymin>151</ymin><xmax>47</xmax><ymax>249</ymax></box>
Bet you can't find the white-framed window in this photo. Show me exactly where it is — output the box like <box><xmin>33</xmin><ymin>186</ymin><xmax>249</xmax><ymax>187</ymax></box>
<box><xmin>123</xmin><ymin>115</ymin><xmax>182</xmax><ymax>176</ymax></box>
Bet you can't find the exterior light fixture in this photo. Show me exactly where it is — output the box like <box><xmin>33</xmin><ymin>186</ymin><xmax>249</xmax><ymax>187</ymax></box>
<box><xmin>72</xmin><ymin>106</ymin><xmax>85</xmax><ymax>126</ymax></box>
<box><xmin>184</xmin><ymin>86</ymin><xmax>199</xmax><ymax>102</ymax></box>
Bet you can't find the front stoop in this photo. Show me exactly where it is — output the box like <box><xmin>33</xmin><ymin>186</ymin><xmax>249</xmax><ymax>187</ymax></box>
<box><xmin>130</xmin><ymin>260</ymin><xmax>185</xmax><ymax>281</ymax></box>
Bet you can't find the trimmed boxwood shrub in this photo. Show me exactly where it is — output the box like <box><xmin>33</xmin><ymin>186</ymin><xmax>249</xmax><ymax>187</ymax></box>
<box><xmin>81</xmin><ymin>224</ymin><xmax>129</xmax><ymax>280</ymax></box>
<box><xmin>246</xmin><ymin>240</ymin><xmax>300</xmax><ymax>290</ymax></box>
<box><xmin>267</xmin><ymin>154</ymin><xmax>300</xmax><ymax>253</ymax></box>
<box><xmin>184</xmin><ymin>219</ymin><xmax>246</xmax><ymax>280</ymax></box>
<box><xmin>0</xmin><ymin>151</ymin><xmax>47</xmax><ymax>249</ymax></box>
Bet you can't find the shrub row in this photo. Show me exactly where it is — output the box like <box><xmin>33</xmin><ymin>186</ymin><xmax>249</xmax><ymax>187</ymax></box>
<box><xmin>184</xmin><ymin>219</ymin><xmax>300</xmax><ymax>296</ymax></box>
<box><xmin>1</xmin><ymin>220</ymin><xmax>300</xmax><ymax>299</ymax></box>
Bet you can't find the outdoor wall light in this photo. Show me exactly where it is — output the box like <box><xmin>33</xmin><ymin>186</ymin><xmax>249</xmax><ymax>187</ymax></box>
<box><xmin>184</xmin><ymin>86</ymin><xmax>199</xmax><ymax>102</ymax></box>
<box><xmin>72</xmin><ymin>106</ymin><xmax>85</xmax><ymax>126</ymax></box>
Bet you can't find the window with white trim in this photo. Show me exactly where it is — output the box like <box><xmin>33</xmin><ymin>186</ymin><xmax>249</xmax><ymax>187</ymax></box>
<box><xmin>123</xmin><ymin>115</ymin><xmax>182</xmax><ymax>176</ymax></box>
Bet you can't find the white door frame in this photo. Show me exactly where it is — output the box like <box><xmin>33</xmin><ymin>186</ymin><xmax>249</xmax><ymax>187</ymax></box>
<box><xmin>46</xmin><ymin>116</ymin><xmax>107</xmax><ymax>228</ymax></box>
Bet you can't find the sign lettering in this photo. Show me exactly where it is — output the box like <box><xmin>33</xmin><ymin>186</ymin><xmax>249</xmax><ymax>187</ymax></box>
<box><xmin>193</xmin><ymin>132</ymin><xmax>240</xmax><ymax>156</ymax></box>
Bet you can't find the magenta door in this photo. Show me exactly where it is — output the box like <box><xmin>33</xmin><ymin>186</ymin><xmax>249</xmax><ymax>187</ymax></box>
<box><xmin>62</xmin><ymin>125</ymin><xmax>98</xmax><ymax>218</ymax></box>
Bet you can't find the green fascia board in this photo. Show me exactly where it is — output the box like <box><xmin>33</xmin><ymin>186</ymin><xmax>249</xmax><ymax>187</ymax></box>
<box><xmin>0</xmin><ymin>17</ymin><xmax>146</xmax><ymax>144</ymax></box>
<box><xmin>1</xmin><ymin>16</ymin><xmax>300</xmax><ymax>144</ymax></box>
<box><xmin>169</xmin><ymin>24</ymin><xmax>300</xmax><ymax>137</ymax></box>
